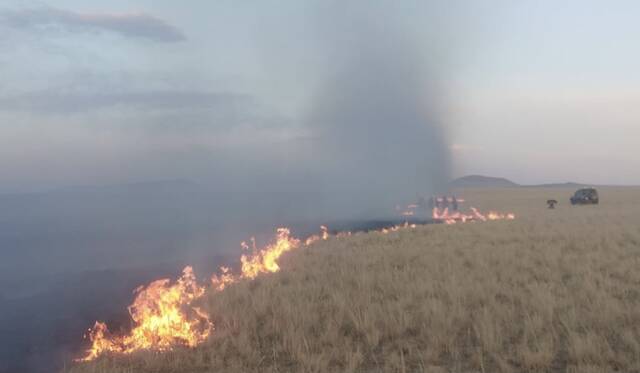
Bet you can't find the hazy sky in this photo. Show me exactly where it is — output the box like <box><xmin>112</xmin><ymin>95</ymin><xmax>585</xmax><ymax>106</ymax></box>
<box><xmin>1</xmin><ymin>0</ymin><xmax>639</xmax><ymax>192</ymax></box>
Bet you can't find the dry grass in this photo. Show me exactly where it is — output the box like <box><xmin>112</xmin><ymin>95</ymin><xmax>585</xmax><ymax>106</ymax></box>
<box><xmin>67</xmin><ymin>187</ymin><xmax>640</xmax><ymax>373</ymax></box>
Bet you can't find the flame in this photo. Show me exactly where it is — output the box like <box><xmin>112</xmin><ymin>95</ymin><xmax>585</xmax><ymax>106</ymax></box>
<box><xmin>320</xmin><ymin>225</ymin><xmax>329</xmax><ymax>240</ymax></box>
<box><xmin>379</xmin><ymin>221</ymin><xmax>417</xmax><ymax>235</ymax></box>
<box><xmin>77</xmin><ymin>225</ymin><xmax>358</xmax><ymax>361</ymax></box>
<box><xmin>77</xmin><ymin>206</ymin><xmax>515</xmax><ymax>362</ymax></box>
<box><xmin>398</xmin><ymin>203</ymin><xmax>419</xmax><ymax>217</ymax></box>
<box><xmin>79</xmin><ymin>322</ymin><xmax>120</xmax><ymax>361</ymax></box>
<box><xmin>305</xmin><ymin>225</ymin><xmax>330</xmax><ymax>245</ymax></box>
<box><xmin>78</xmin><ymin>266</ymin><xmax>212</xmax><ymax>361</ymax></box>
<box><xmin>433</xmin><ymin>205</ymin><xmax>515</xmax><ymax>224</ymax></box>
<box><xmin>240</xmin><ymin>228</ymin><xmax>301</xmax><ymax>280</ymax></box>
<box><xmin>210</xmin><ymin>266</ymin><xmax>235</xmax><ymax>292</ymax></box>
<box><xmin>78</xmin><ymin>226</ymin><xmax>351</xmax><ymax>362</ymax></box>
<box><xmin>304</xmin><ymin>235</ymin><xmax>320</xmax><ymax>245</ymax></box>
<box><xmin>336</xmin><ymin>231</ymin><xmax>352</xmax><ymax>238</ymax></box>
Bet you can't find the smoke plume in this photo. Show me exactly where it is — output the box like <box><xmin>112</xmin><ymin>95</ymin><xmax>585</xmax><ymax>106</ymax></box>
<box><xmin>301</xmin><ymin>5</ymin><xmax>451</xmax><ymax>219</ymax></box>
<box><xmin>0</xmin><ymin>3</ymin><xmax>454</xmax><ymax>372</ymax></box>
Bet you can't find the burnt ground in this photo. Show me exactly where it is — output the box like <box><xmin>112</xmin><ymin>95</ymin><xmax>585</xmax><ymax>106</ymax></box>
<box><xmin>0</xmin><ymin>263</ymin><xmax>193</xmax><ymax>373</ymax></box>
<box><xmin>0</xmin><ymin>217</ymin><xmax>433</xmax><ymax>373</ymax></box>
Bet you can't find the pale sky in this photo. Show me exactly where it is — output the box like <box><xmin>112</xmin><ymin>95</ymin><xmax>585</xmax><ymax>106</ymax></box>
<box><xmin>1</xmin><ymin>0</ymin><xmax>639</xmax><ymax>192</ymax></box>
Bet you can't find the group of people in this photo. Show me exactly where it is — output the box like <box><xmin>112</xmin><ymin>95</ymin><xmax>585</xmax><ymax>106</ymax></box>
<box><xmin>433</xmin><ymin>196</ymin><xmax>459</xmax><ymax>211</ymax></box>
<box><xmin>417</xmin><ymin>195</ymin><xmax>460</xmax><ymax>212</ymax></box>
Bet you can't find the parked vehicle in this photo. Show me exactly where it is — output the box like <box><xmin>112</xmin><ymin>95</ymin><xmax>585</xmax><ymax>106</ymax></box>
<box><xmin>570</xmin><ymin>188</ymin><xmax>599</xmax><ymax>205</ymax></box>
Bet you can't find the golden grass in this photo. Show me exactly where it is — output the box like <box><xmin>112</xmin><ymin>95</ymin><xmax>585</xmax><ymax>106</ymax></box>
<box><xmin>67</xmin><ymin>187</ymin><xmax>640</xmax><ymax>373</ymax></box>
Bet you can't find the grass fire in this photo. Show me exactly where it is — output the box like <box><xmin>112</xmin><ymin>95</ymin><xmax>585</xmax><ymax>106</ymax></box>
<box><xmin>3</xmin><ymin>2</ymin><xmax>640</xmax><ymax>373</ymax></box>
<box><xmin>76</xmin><ymin>266</ymin><xmax>212</xmax><ymax>362</ymax></box>
<box><xmin>65</xmin><ymin>187</ymin><xmax>640</xmax><ymax>373</ymax></box>
<box><xmin>74</xmin><ymin>201</ymin><xmax>516</xmax><ymax>363</ymax></box>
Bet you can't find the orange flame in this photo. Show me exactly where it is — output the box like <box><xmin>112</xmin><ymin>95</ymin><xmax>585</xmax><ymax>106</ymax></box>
<box><xmin>79</xmin><ymin>225</ymin><xmax>340</xmax><ymax>361</ymax></box>
<box><xmin>379</xmin><ymin>221</ymin><xmax>417</xmax><ymax>234</ymax></box>
<box><xmin>304</xmin><ymin>235</ymin><xmax>320</xmax><ymax>245</ymax></box>
<box><xmin>78</xmin><ymin>266</ymin><xmax>211</xmax><ymax>361</ymax></box>
<box><xmin>240</xmin><ymin>228</ymin><xmax>301</xmax><ymax>280</ymax></box>
<box><xmin>398</xmin><ymin>203</ymin><xmax>419</xmax><ymax>217</ymax></box>
<box><xmin>305</xmin><ymin>225</ymin><xmax>330</xmax><ymax>245</ymax></box>
<box><xmin>210</xmin><ymin>266</ymin><xmax>235</xmax><ymax>292</ymax></box>
<box><xmin>320</xmin><ymin>225</ymin><xmax>329</xmax><ymax>240</ymax></box>
<box><xmin>77</xmin><ymin>209</ymin><xmax>514</xmax><ymax>362</ymax></box>
<box><xmin>433</xmin><ymin>205</ymin><xmax>515</xmax><ymax>224</ymax></box>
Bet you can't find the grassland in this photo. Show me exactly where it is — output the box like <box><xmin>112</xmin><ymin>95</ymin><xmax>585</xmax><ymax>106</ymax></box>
<box><xmin>67</xmin><ymin>187</ymin><xmax>640</xmax><ymax>373</ymax></box>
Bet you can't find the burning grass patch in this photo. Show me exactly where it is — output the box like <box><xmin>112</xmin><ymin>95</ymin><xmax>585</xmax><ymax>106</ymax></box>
<box><xmin>67</xmin><ymin>187</ymin><xmax>640</xmax><ymax>373</ymax></box>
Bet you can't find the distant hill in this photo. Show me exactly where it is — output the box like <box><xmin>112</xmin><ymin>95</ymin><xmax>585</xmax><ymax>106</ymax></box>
<box><xmin>449</xmin><ymin>175</ymin><xmax>595</xmax><ymax>189</ymax></box>
<box><xmin>450</xmin><ymin>175</ymin><xmax>520</xmax><ymax>188</ymax></box>
<box><xmin>523</xmin><ymin>182</ymin><xmax>590</xmax><ymax>188</ymax></box>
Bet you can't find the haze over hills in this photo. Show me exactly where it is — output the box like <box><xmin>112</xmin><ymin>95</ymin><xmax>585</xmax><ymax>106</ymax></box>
<box><xmin>449</xmin><ymin>175</ymin><xmax>520</xmax><ymax>188</ymax></box>
<box><xmin>450</xmin><ymin>175</ymin><xmax>594</xmax><ymax>189</ymax></box>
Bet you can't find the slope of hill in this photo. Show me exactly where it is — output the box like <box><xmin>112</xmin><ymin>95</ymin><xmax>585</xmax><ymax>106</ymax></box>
<box><xmin>450</xmin><ymin>175</ymin><xmax>594</xmax><ymax>189</ymax></box>
<box><xmin>449</xmin><ymin>175</ymin><xmax>519</xmax><ymax>188</ymax></box>
<box><xmin>524</xmin><ymin>182</ymin><xmax>587</xmax><ymax>188</ymax></box>
<box><xmin>66</xmin><ymin>187</ymin><xmax>640</xmax><ymax>373</ymax></box>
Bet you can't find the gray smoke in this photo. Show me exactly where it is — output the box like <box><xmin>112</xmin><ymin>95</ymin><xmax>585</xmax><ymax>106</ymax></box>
<box><xmin>0</xmin><ymin>4</ymin><xmax>454</xmax><ymax>372</ymax></box>
<box><xmin>300</xmin><ymin>7</ymin><xmax>451</xmax><ymax>219</ymax></box>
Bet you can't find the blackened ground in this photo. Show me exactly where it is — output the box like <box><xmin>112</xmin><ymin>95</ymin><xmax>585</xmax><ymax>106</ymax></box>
<box><xmin>0</xmin><ymin>218</ymin><xmax>431</xmax><ymax>373</ymax></box>
<box><xmin>0</xmin><ymin>263</ymin><xmax>189</xmax><ymax>373</ymax></box>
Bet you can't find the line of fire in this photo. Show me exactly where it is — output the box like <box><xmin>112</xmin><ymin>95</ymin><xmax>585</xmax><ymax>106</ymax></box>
<box><xmin>75</xmin><ymin>196</ymin><xmax>515</xmax><ymax>362</ymax></box>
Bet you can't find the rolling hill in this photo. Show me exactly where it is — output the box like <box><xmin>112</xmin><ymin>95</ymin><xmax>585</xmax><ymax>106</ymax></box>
<box><xmin>449</xmin><ymin>175</ymin><xmax>519</xmax><ymax>188</ymax></box>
